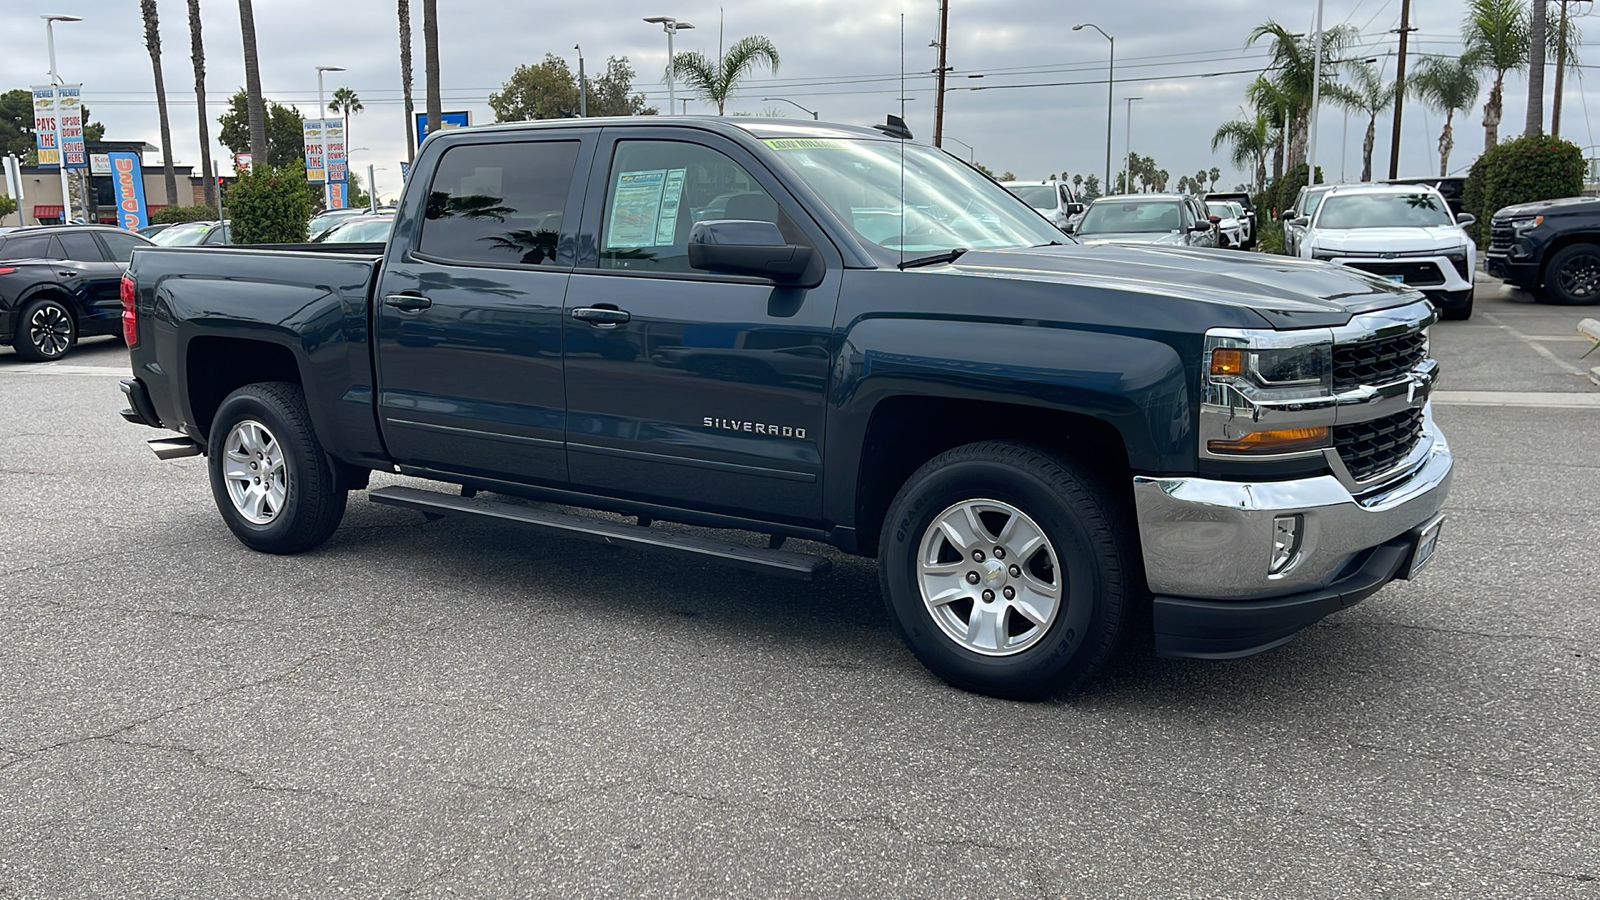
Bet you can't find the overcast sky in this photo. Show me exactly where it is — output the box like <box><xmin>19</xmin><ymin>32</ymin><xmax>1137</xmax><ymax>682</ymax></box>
<box><xmin>3</xmin><ymin>0</ymin><xmax>1595</xmax><ymax>201</ymax></box>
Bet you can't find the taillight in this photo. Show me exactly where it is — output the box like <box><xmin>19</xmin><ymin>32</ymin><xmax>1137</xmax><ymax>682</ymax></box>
<box><xmin>0</xmin><ymin>267</ymin><xmax>16</xmax><ymax>276</ymax></box>
<box><xmin>120</xmin><ymin>272</ymin><xmax>138</xmax><ymax>347</ymax></box>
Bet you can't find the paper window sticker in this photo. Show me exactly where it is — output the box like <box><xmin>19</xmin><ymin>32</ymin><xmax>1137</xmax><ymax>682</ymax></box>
<box><xmin>655</xmin><ymin>168</ymin><xmax>688</xmax><ymax>245</ymax></box>
<box><xmin>606</xmin><ymin>169</ymin><xmax>668</xmax><ymax>249</ymax></box>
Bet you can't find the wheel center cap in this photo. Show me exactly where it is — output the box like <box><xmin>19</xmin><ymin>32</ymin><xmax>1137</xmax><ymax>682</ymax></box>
<box><xmin>981</xmin><ymin>558</ymin><xmax>1007</xmax><ymax>588</ymax></box>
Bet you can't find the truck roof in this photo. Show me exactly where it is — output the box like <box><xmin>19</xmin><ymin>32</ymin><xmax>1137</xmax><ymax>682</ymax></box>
<box><xmin>428</xmin><ymin>116</ymin><xmax>898</xmax><ymax>143</ymax></box>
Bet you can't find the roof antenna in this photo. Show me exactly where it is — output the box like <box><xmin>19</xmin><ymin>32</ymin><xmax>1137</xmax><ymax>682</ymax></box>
<box><xmin>899</xmin><ymin>13</ymin><xmax>905</xmax><ymax>268</ymax></box>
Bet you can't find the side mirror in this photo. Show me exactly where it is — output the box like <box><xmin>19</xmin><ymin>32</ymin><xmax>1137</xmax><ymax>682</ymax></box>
<box><xmin>1063</xmin><ymin>222</ymin><xmax>1078</xmax><ymax>235</ymax></box>
<box><xmin>687</xmin><ymin>220</ymin><xmax>819</xmax><ymax>286</ymax></box>
<box><xmin>1190</xmin><ymin>221</ymin><xmax>1212</xmax><ymax>232</ymax></box>
<box><xmin>1281</xmin><ymin>209</ymin><xmax>1297</xmax><ymax>221</ymax></box>
<box><xmin>1066</xmin><ymin>202</ymin><xmax>1085</xmax><ymax>215</ymax></box>
<box><xmin>1208</xmin><ymin>214</ymin><xmax>1222</xmax><ymax>224</ymax></box>
<box><xmin>1455</xmin><ymin>213</ymin><xmax>1476</xmax><ymax>228</ymax></box>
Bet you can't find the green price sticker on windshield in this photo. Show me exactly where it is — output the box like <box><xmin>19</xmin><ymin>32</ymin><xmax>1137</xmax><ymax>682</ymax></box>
<box><xmin>763</xmin><ymin>138</ymin><xmax>845</xmax><ymax>151</ymax></box>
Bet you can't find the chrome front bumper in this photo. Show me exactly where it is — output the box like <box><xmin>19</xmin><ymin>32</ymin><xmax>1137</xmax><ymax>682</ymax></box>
<box><xmin>1133</xmin><ymin>409</ymin><xmax>1452</xmax><ymax>601</ymax></box>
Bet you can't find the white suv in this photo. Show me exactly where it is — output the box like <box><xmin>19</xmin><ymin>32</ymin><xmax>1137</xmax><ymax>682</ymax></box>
<box><xmin>1300</xmin><ymin>184</ymin><xmax>1478</xmax><ymax>320</ymax></box>
<box><xmin>1001</xmin><ymin>179</ymin><xmax>1082</xmax><ymax>232</ymax></box>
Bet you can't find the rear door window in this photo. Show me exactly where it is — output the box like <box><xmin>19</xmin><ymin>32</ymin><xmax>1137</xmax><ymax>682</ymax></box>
<box><xmin>58</xmin><ymin>231</ymin><xmax>108</xmax><ymax>261</ymax></box>
<box><xmin>100</xmin><ymin>232</ymin><xmax>149</xmax><ymax>262</ymax></box>
<box><xmin>417</xmin><ymin>140</ymin><xmax>580</xmax><ymax>266</ymax></box>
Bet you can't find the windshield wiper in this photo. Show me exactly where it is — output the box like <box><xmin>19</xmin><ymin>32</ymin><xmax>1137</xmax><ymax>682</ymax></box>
<box><xmin>898</xmin><ymin>248</ymin><xmax>968</xmax><ymax>269</ymax></box>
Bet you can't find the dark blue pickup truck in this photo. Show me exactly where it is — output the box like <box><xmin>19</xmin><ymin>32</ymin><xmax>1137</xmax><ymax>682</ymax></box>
<box><xmin>120</xmin><ymin>117</ymin><xmax>1452</xmax><ymax>698</ymax></box>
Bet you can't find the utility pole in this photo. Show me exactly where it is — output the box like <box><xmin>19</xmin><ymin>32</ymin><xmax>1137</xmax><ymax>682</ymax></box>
<box><xmin>1386</xmin><ymin>0</ymin><xmax>1414</xmax><ymax>180</ymax></box>
<box><xmin>1307</xmin><ymin>0</ymin><xmax>1325</xmax><ymax>186</ymax></box>
<box><xmin>933</xmin><ymin>0</ymin><xmax>949</xmax><ymax>148</ymax></box>
<box><xmin>1553</xmin><ymin>0</ymin><xmax>1571</xmax><ymax>137</ymax></box>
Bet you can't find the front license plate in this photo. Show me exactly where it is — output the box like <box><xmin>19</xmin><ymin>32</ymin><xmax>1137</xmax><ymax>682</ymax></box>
<box><xmin>1405</xmin><ymin>516</ymin><xmax>1444</xmax><ymax>578</ymax></box>
<box><xmin>1387</xmin><ymin>275</ymin><xmax>1407</xmax><ymax>283</ymax></box>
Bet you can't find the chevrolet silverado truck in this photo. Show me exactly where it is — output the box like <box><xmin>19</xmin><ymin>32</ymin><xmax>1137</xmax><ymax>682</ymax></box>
<box><xmin>119</xmin><ymin>117</ymin><xmax>1452</xmax><ymax>699</ymax></box>
<box><xmin>1485</xmin><ymin>196</ymin><xmax>1600</xmax><ymax>305</ymax></box>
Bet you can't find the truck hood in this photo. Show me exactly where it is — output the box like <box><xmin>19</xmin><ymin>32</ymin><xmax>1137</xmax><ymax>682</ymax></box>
<box><xmin>1308</xmin><ymin>226</ymin><xmax>1470</xmax><ymax>254</ymax></box>
<box><xmin>1493</xmin><ymin>195</ymin><xmax>1600</xmax><ymax>219</ymax></box>
<box><xmin>1074</xmin><ymin>231</ymin><xmax>1187</xmax><ymax>246</ymax></box>
<box><xmin>946</xmin><ymin>243</ymin><xmax>1419</xmax><ymax>329</ymax></box>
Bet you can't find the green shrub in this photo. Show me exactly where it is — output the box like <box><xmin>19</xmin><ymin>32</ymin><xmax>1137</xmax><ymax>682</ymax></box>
<box><xmin>225</xmin><ymin>162</ymin><xmax>316</xmax><ymax>244</ymax></box>
<box><xmin>1270</xmin><ymin>163</ymin><xmax>1324</xmax><ymax>220</ymax></box>
<box><xmin>150</xmin><ymin>205</ymin><xmax>219</xmax><ymax>225</ymax></box>
<box><xmin>1256</xmin><ymin>216</ymin><xmax>1284</xmax><ymax>254</ymax></box>
<box><xmin>0</xmin><ymin>193</ymin><xmax>16</xmax><ymax>221</ymax></box>
<box><xmin>1462</xmin><ymin>135</ymin><xmax>1583</xmax><ymax>245</ymax></box>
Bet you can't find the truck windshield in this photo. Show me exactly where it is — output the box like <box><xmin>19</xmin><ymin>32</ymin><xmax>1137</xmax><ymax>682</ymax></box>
<box><xmin>1316</xmin><ymin>192</ymin><xmax>1453</xmax><ymax>229</ymax></box>
<box><xmin>1078</xmin><ymin>200</ymin><xmax>1185</xmax><ymax>235</ymax></box>
<box><xmin>763</xmin><ymin>138</ymin><xmax>1066</xmax><ymax>254</ymax></box>
<box><xmin>1008</xmin><ymin>184</ymin><xmax>1058</xmax><ymax>210</ymax></box>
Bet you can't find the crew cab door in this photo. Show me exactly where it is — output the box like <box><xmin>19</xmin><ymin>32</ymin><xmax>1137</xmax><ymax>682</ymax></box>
<box><xmin>373</xmin><ymin>131</ymin><xmax>595</xmax><ymax>485</ymax></box>
<box><xmin>561</xmin><ymin>129</ymin><xmax>842</xmax><ymax>521</ymax></box>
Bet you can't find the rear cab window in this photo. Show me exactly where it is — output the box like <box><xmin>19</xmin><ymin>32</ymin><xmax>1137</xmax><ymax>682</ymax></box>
<box><xmin>417</xmin><ymin>140</ymin><xmax>581</xmax><ymax>267</ymax></box>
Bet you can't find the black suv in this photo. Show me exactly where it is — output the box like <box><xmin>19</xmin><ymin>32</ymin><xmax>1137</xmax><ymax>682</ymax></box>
<box><xmin>0</xmin><ymin>225</ymin><xmax>154</xmax><ymax>361</ymax></box>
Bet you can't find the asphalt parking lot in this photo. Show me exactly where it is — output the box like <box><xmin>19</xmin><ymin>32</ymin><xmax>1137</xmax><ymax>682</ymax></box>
<box><xmin>1</xmin><ymin>274</ymin><xmax>1596</xmax><ymax>898</ymax></box>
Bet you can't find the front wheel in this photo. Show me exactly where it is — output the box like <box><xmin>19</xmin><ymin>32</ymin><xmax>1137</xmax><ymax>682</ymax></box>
<box><xmin>207</xmin><ymin>382</ymin><xmax>347</xmax><ymax>554</ymax></box>
<box><xmin>879</xmin><ymin>441</ymin><xmax>1136</xmax><ymax>700</ymax></box>
<box><xmin>1544</xmin><ymin>243</ymin><xmax>1600</xmax><ymax>305</ymax></box>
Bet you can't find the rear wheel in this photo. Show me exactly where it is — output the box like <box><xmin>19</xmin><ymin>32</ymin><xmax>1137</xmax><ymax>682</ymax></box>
<box><xmin>12</xmin><ymin>298</ymin><xmax>75</xmax><ymax>361</ymax></box>
<box><xmin>1544</xmin><ymin>243</ymin><xmax>1600</xmax><ymax>305</ymax></box>
<box><xmin>879</xmin><ymin>441</ymin><xmax>1135</xmax><ymax>700</ymax></box>
<box><xmin>207</xmin><ymin>382</ymin><xmax>346</xmax><ymax>554</ymax></box>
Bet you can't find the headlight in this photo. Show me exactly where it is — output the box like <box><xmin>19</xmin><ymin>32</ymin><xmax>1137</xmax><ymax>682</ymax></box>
<box><xmin>1203</xmin><ymin>329</ymin><xmax>1333</xmax><ymax>456</ymax></box>
<box><xmin>1511</xmin><ymin>216</ymin><xmax>1543</xmax><ymax>232</ymax></box>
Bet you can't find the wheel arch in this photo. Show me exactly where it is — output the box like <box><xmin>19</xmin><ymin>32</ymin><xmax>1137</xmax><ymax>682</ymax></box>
<box><xmin>1538</xmin><ymin>233</ymin><xmax>1600</xmax><ymax>291</ymax></box>
<box><xmin>184</xmin><ymin>335</ymin><xmax>304</xmax><ymax>442</ymax></box>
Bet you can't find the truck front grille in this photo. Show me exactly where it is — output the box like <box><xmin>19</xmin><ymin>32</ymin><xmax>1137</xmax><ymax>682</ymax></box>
<box><xmin>1489</xmin><ymin>221</ymin><xmax>1514</xmax><ymax>254</ymax></box>
<box><xmin>1335</xmin><ymin>409</ymin><xmax>1424</xmax><ymax>482</ymax></box>
<box><xmin>1332</xmin><ymin>331</ymin><xmax>1428</xmax><ymax>393</ymax></box>
<box><xmin>1344</xmin><ymin>260</ymin><xmax>1447</xmax><ymax>287</ymax></box>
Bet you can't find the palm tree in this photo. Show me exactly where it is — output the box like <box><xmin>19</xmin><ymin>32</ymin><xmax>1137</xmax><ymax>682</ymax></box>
<box><xmin>140</xmin><ymin>1</ymin><xmax>179</xmax><ymax>207</ymax></box>
<box><xmin>422</xmin><ymin>0</ymin><xmax>441</xmax><ymax>134</ymax></box>
<box><xmin>238</xmin><ymin>0</ymin><xmax>267</xmax><ymax>165</ymax></box>
<box><xmin>1247</xmin><ymin>76</ymin><xmax>1292</xmax><ymax>182</ymax></box>
<box><xmin>1325</xmin><ymin>61</ymin><xmax>1396</xmax><ymax>182</ymax></box>
<box><xmin>329</xmin><ymin>87</ymin><xmax>363</xmax><ymax>153</ymax></box>
<box><xmin>1071</xmin><ymin>173</ymin><xmax>1083</xmax><ymax>194</ymax></box>
<box><xmin>1527</xmin><ymin>0</ymin><xmax>1548</xmax><ymax>135</ymax></box>
<box><xmin>1551</xmin><ymin>4</ymin><xmax>1582</xmax><ymax>137</ymax></box>
<box><xmin>670</xmin><ymin>35</ymin><xmax>780</xmax><ymax>115</ymax></box>
<box><xmin>1246</xmin><ymin>21</ymin><xmax>1355</xmax><ymax>169</ymax></box>
<box><xmin>1412</xmin><ymin>57</ymin><xmax>1482</xmax><ymax>176</ymax></box>
<box><xmin>187</xmin><ymin>0</ymin><xmax>215</xmax><ymax>205</ymax></box>
<box><xmin>398</xmin><ymin>0</ymin><xmax>415</xmax><ymax>162</ymax></box>
<box><xmin>1212</xmin><ymin>111</ymin><xmax>1271</xmax><ymax>194</ymax></box>
<box><xmin>1208</xmin><ymin>167</ymin><xmax>1221</xmax><ymax>190</ymax></box>
<box><xmin>1463</xmin><ymin>0</ymin><xmax>1529</xmax><ymax>151</ymax></box>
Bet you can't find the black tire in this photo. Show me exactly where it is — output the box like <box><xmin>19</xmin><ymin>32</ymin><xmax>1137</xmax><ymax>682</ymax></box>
<box><xmin>1439</xmin><ymin>291</ymin><xmax>1474</xmax><ymax>320</ymax></box>
<box><xmin>11</xmin><ymin>297</ymin><xmax>76</xmax><ymax>361</ymax></box>
<box><xmin>207</xmin><ymin>382</ymin><xmax>347</xmax><ymax>554</ymax></box>
<box><xmin>879</xmin><ymin>441</ymin><xmax>1137</xmax><ymax>700</ymax></box>
<box><xmin>1543</xmin><ymin>243</ymin><xmax>1600</xmax><ymax>305</ymax></box>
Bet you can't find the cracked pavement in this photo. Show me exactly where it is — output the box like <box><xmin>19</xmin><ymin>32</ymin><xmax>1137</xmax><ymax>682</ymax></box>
<box><xmin>1</xmin><ymin>280</ymin><xmax>1597</xmax><ymax>899</ymax></box>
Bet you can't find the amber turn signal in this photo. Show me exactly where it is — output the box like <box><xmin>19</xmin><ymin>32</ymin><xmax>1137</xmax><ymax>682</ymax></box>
<box><xmin>1208</xmin><ymin>426</ymin><xmax>1330</xmax><ymax>455</ymax></box>
<box><xmin>1210</xmin><ymin>348</ymin><xmax>1245</xmax><ymax>377</ymax></box>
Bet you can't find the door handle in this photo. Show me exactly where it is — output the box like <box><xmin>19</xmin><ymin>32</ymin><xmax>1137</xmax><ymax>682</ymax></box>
<box><xmin>383</xmin><ymin>293</ymin><xmax>433</xmax><ymax>312</ymax></box>
<box><xmin>570</xmin><ymin>306</ymin><xmax>631</xmax><ymax>326</ymax></box>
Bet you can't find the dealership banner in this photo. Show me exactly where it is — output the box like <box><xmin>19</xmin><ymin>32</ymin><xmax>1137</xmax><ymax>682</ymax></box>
<box><xmin>108</xmin><ymin>151</ymin><xmax>148</xmax><ymax>231</ymax></box>
<box><xmin>303</xmin><ymin>118</ymin><xmax>325</xmax><ymax>182</ymax></box>
<box><xmin>324</xmin><ymin>119</ymin><xmax>346</xmax><ymax>184</ymax></box>
<box><xmin>31</xmin><ymin>84</ymin><xmax>86</xmax><ymax>170</ymax></box>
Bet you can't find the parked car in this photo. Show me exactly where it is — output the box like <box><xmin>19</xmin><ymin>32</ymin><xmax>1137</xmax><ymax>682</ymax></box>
<box><xmin>1205</xmin><ymin>200</ymin><xmax>1246</xmax><ymax>249</ymax></box>
<box><xmin>1206</xmin><ymin>191</ymin><xmax>1257</xmax><ymax>249</ymax></box>
<box><xmin>1299</xmin><ymin>184</ymin><xmax>1477</xmax><ymax>319</ymax></box>
<box><xmin>121</xmin><ymin>116</ymin><xmax>1449</xmax><ymax>699</ymax></box>
<box><xmin>1386</xmin><ymin>176</ymin><xmax>1466</xmax><ymax>219</ymax></box>
<box><xmin>138</xmin><ymin>223</ymin><xmax>175</xmax><ymax>239</ymax></box>
<box><xmin>1282</xmin><ymin>184</ymin><xmax>1338</xmax><ymax>256</ymax></box>
<box><xmin>1001</xmin><ymin>179</ymin><xmax>1082</xmax><ymax>231</ymax></box>
<box><xmin>0</xmin><ymin>224</ymin><xmax>154</xmax><ymax>360</ymax></box>
<box><xmin>1071</xmin><ymin>193</ymin><xmax>1218</xmax><ymax>247</ymax></box>
<box><xmin>314</xmin><ymin>214</ymin><xmax>396</xmax><ymax>244</ymax></box>
<box><xmin>1484</xmin><ymin>196</ymin><xmax>1600</xmax><ymax>305</ymax></box>
<box><xmin>308</xmin><ymin>208</ymin><xmax>371</xmax><ymax>240</ymax></box>
<box><xmin>150</xmin><ymin>220</ymin><xmax>230</xmax><ymax>246</ymax></box>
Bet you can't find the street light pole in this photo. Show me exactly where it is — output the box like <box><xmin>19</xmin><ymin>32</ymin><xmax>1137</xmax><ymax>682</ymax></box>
<box><xmin>315</xmin><ymin>65</ymin><xmax>344</xmax><ymax>209</ymax></box>
<box><xmin>575</xmin><ymin>44</ymin><xmax>587</xmax><ymax>117</ymax></box>
<box><xmin>945</xmin><ymin>135</ymin><xmax>975</xmax><ymax>163</ymax></box>
<box><xmin>1124</xmin><ymin>96</ymin><xmax>1143</xmax><ymax>194</ymax></box>
<box><xmin>761</xmin><ymin>97</ymin><xmax>819</xmax><ymax>120</ymax></box>
<box><xmin>1073</xmin><ymin>23</ymin><xmax>1114</xmax><ymax>192</ymax></box>
<box><xmin>1307</xmin><ymin>0</ymin><xmax>1326</xmax><ymax>187</ymax></box>
<box><xmin>42</xmin><ymin>14</ymin><xmax>81</xmax><ymax>224</ymax></box>
<box><xmin>644</xmin><ymin>17</ymin><xmax>695</xmax><ymax>115</ymax></box>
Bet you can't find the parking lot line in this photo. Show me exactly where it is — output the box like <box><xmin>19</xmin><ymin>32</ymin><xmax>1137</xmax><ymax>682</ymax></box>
<box><xmin>3</xmin><ymin>365</ymin><xmax>130</xmax><ymax>377</ymax></box>
<box><xmin>1477</xmin><ymin>311</ymin><xmax>1591</xmax><ymax>377</ymax></box>
<box><xmin>1433</xmin><ymin>390</ymin><xmax>1600</xmax><ymax>408</ymax></box>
